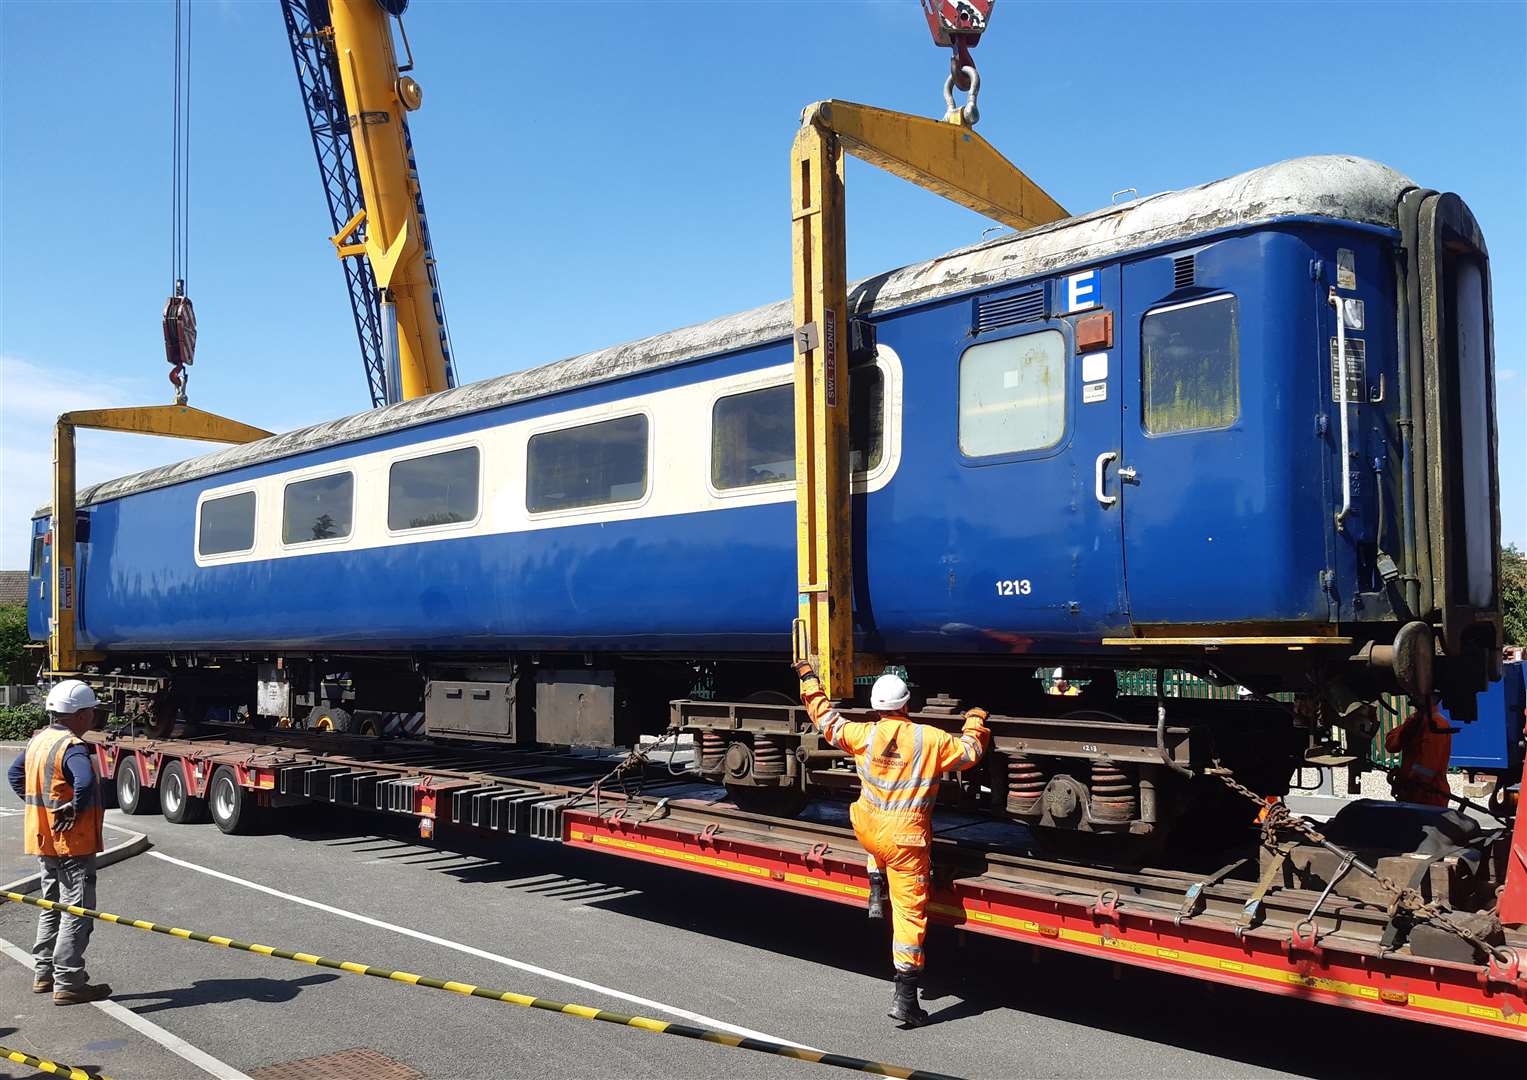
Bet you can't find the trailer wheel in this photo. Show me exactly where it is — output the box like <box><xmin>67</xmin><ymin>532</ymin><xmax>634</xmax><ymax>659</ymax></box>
<box><xmin>208</xmin><ymin>766</ymin><xmax>260</xmax><ymax>835</ymax></box>
<box><xmin>116</xmin><ymin>757</ymin><xmax>158</xmax><ymax>816</ymax></box>
<box><xmin>159</xmin><ymin>760</ymin><xmax>207</xmax><ymax>825</ymax></box>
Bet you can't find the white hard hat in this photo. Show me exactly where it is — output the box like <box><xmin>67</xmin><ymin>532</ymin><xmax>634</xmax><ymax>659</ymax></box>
<box><xmin>870</xmin><ymin>673</ymin><xmax>911</xmax><ymax>713</ymax></box>
<box><xmin>45</xmin><ymin>679</ymin><xmax>99</xmax><ymax>715</ymax></box>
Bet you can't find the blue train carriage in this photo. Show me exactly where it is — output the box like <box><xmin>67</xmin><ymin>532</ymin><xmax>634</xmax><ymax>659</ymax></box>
<box><xmin>27</xmin><ymin>155</ymin><xmax>1502</xmax><ymax>843</ymax></box>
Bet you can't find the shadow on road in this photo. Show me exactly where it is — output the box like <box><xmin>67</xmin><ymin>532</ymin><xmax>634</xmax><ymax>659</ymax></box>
<box><xmin>112</xmin><ymin>973</ymin><xmax>339</xmax><ymax>1015</ymax></box>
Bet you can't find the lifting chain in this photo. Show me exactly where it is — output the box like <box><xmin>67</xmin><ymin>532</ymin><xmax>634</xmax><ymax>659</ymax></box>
<box><xmin>1208</xmin><ymin>764</ymin><xmax>1519</xmax><ymax>970</ymax></box>
<box><xmin>567</xmin><ymin>727</ymin><xmax>685</xmax><ymax>817</ymax></box>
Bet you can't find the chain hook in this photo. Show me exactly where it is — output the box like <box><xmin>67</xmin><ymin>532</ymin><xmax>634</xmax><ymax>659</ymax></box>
<box><xmin>943</xmin><ymin>62</ymin><xmax>980</xmax><ymax>127</ymax></box>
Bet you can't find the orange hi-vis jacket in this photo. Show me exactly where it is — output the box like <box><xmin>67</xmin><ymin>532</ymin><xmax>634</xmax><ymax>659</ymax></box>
<box><xmin>1384</xmin><ymin>704</ymin><xmax>1454</xmax><ymax>808</ymax></box>
<box><xmin>23</xmin><ymin>726</ymin><xmax>104</xmax><ymax>858</ymax></box>
<box><xmin>800</xmin><ymin>674</ymin><xmax>989</xmax><ymax>972</ymax></box>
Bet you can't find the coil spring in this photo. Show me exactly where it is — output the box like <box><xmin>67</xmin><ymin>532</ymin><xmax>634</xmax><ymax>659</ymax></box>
<box><xmin>1006</xmin><ymin>755</ymin><xmax>1045</xmax><ymax>817</ymax></box>
<box><xmin>1089</xmin><ymin>761</ymin><xmax>1138</xmax><ymax>824</ymax></box>
<box><xmin>698</xmin><ymin>731</ymin><xmax>727</xmax><ymax>773</ymax></box>
<box><xmin>752</xmin><ymin>734</ymin><xmax>787</xmax><ymax>776</ymax></box>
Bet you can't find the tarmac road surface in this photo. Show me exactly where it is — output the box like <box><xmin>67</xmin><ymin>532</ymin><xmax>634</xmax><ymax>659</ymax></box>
<box><xmin>1</xmin><ymin>742</ymin><xmax>1521</xmax><ymax>1079</ymax></box>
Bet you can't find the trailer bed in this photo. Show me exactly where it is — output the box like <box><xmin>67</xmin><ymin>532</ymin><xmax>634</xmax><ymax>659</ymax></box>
<box><xmin>85</xmin><ymin>726</ymin><xmax>1527</xmax><ymax>1042</ymax></box>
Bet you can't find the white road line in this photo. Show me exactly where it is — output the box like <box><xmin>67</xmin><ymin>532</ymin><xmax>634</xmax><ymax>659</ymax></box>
<box><xmin>0</xmin><ymin>934</ymin><xmax>252</xmax><ymax>1080</ymax></box>
<box><xmin>147</xmin><ymin>850</ymin><xmax>820</xmax><ymax>1051</ymax></box>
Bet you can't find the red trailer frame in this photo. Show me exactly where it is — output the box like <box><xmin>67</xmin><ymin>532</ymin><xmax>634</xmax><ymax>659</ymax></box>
<box><xmin>88</xmin><ymin>729</ymin><xmax>1527</xmax><ymax>1042</ymax></box>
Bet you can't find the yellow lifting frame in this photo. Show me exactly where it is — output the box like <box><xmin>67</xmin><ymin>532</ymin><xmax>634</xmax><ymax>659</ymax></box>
<box><xmin>790</xmin><ymin>99</ymin><xmax>1068</xmax><ymax>700</ymax></box>
<box><xmin>49</xmin><ymin>406</ymin><xmax>273</xmax><ymax>675</ymax></box>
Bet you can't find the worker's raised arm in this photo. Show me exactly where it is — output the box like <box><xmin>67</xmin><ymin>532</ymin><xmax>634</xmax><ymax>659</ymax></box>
<box><xmin>794</xmin><ymin>662</ymin><xmax>873</xmax><ymax>755</ymax></box>
<box><xmin>929</xmin><ymin>707</ymin><xmax>991</xmax><ymax>773</ymax></box>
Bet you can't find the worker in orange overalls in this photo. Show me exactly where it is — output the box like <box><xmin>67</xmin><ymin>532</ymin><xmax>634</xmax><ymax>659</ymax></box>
<box><xmin>1383</xmin><ymin>692</ymin><xmax>1455</xmax><ymax>808</ymax></box>
<box><xmin>7</xmin><ymin>680</ymin><xmax>111</xmax><ymax>1005</ymax></box>
<box><xmin>793</xmin><ymin>662</ymin><xmax>989</xmax><ymax>1027</ymax></box>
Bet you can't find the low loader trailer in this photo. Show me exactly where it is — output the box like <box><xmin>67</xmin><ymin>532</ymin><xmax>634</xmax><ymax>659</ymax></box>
<box><xmin>81</xmin><ymin>721</ymin><xmax>1527</xmax><ymax>1043</ymax></box>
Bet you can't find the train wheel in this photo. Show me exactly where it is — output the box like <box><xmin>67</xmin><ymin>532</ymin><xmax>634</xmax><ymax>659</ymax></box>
<box><xmin>357</xmin><ymin>712</ymin><xmax>384</xmax><ymax>737</ymax></box>
<box><xmin>725</xmin><ymin>783</ymin><xmax>809</xmax><ymax>818</ymax></box>
<box><xmin>115</xmin><ymin>758</ymin><xmax>158</xmax><ymax>816</ymax></box>
<box><xmin>159</xmin><ymin>760</ymin><xmax>207</xmax><ymax>825</ymax></box>
<box><xmin>306</xmin><ymin>706</ymin><xmax>356</xmax><ymax>734</ymax></box>
<box><xmin>146</xmin><ymin>698</ymin><xmax>177</xmax><ymax>739</ymax></box>
<box><xmin>208</xmin><ymin>765</ymin><xmax>261</xmax><ymax>835</ymax></box>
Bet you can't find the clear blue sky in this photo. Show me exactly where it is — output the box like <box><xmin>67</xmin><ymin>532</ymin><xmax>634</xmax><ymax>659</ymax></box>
<box><xmin>2</xmin><ymin>0</ymin><xmax>1522</xmax><ymax>569</ymax></box>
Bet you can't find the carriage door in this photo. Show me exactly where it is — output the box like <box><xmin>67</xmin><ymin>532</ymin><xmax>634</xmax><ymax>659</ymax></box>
<box><xmin>949</xmin><ymin>266</ymin><xmax>1127</xmax><ymax>642</ymax></box>
<box><xmin>1119</xmin><ymin>250</ymin><xmax>1254</xmax><ymax>625</ymax></box>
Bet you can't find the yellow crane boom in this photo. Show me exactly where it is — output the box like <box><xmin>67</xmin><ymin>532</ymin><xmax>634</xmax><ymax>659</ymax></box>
<box><xmin>324</xmin><ymin>0</ymin><xmax>451</xmax><ymax>401</ymax></box>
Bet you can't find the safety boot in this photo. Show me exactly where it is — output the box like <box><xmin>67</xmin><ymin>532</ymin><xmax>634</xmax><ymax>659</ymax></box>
<box><xmin>888</xmin><ymin>972</ymin><xmax>929</xmax><ymax>1028</ymax></box>
<box><xmin>866</xmin><ymin>872</ymin><xmax>888</xmax><ymax>920</ymax></box>
<box><xmin>32</xmin><ymin>976</ymin><xmax>53</xmax><ymax>993</ymax></box>
<box><xmin>53</xmin><ymin>983</ymin><xmax>111</xmax><ymax>1006</ymax></box>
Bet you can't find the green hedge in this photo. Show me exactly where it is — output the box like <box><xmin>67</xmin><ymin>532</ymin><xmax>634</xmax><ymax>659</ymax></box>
<box><xmin>0</xmin><ymin>604</ymin><xmax>35</xmax><ymax>686</ymax></box>
<box><xmin>0</xmin><ymin>705</ymin><xmax>45</xmax><ymax>741</ymax></box>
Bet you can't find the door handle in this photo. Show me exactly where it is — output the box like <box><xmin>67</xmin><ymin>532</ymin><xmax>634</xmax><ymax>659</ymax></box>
<box><xmin>1095</xmin><ymin>451</ymin><xmax>1118</xmax><ymax>507</ymax></box>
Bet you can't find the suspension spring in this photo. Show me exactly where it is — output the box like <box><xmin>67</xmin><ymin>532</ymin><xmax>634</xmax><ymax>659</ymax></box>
<box><xmin>752</xmin><ymin>734</ymin><xmax>787</xmax><ymax>777</ymax></box>
<box><xmin>1089</xmin><ymin>761</ymin><xmax>1138</xmax><ymax>824</ymax></box>
<box><xmin>1006</xmin><ymin>755</ymin><xmax>1045</xmax><ymax>817</ymax></box>
<box><xmin>698</xmin><ymin>731</ymin><xmax>727</xmax><ymax>774</ymax></box>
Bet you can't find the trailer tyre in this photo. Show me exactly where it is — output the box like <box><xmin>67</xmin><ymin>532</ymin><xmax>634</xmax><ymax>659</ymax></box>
<box><xmin>160</xmin><ymin>760</ymin><xmax>207</xmax><ymax>825</ymax></box>
<box><xmin>116</xmin><ymin>757</ymin><xmax>158</xmax><ymax>816</ymax></box>
<box><xmin>208</xmin><ymin>766</ymin><xmax>260</xmax><ymax>835</ymax></box>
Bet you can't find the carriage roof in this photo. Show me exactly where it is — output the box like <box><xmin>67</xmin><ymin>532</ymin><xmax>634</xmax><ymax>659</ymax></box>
<box><xmin>64</xmin><ymin>154</ymin><xmax>1412</xmax><ymax>511</ymax></box>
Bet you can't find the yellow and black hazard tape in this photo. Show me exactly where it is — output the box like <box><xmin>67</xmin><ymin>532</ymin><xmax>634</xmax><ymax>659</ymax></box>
<box><xmin>0</xmin><ymin>1043</ymin><xmax>110</xmax><ymax>1080</ymax></box>
<box><xmin>1</xmin><ymin>891</ymin><xmax>961</xmax><ymax>1080</ymax></box>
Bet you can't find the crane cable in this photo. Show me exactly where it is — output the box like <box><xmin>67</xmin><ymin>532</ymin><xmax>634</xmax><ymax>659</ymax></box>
<box><xmin>164</xmin><ymin>0</ymin><xmax>198</xmax><ymax>403</ymax></box>
<box><xmin>170</xmin><ymin>0</ymin><xmax>190</xmax><ymax>293</ymax></box>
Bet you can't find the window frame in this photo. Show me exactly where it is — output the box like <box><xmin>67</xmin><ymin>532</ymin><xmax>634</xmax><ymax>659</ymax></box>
<box><xmin>278</xmin><ymin>469</ymin><xmax>357</xmax><ymax>549</ymax></box>
<box><xmin>385</xmin><ymin>442</ymin><xmax>484</xmax><ymax>537</ymax></box>
<box><xmin>195</xmin><ymin>488</ymin><xmax>259</xmax><ymax>560</ymax></box>
<box><xmin>1138</xmin><ymin>292</ymin><xmax>1240</xmax><ymax>438</ymax></box>
<box><xmin>705</xmin><ymin>354</ymin><xmax>896</xmax><ymax>500</ymax></box>
<box><xmin>524</xmin><ymin>408</ymin><xmax>654</xmax><ymax>519</ymax></box>
<box><xmin>956</xmin><ymin>321</ymin><xmax>1075</xmax><ymax>467</ymax></box>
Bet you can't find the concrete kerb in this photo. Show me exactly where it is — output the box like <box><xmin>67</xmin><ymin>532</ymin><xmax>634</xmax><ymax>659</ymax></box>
<box><xmin>0</xmin><ymin>828</ymin><xmax>152</xmax><ymax>895</ymax></box>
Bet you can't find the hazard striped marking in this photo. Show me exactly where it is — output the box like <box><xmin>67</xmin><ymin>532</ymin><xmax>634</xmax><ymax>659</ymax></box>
<box><xmin>1</xmin><ymin>1043</ymin><xmax>109</xmax><ymax>1080</ymax></box>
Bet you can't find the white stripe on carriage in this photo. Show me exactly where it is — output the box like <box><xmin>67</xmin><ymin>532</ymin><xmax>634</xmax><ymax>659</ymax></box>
<box><xmin>194</xmin><ymin>350</ymin><xmax>903</xmax><ymax>568</ymax></box>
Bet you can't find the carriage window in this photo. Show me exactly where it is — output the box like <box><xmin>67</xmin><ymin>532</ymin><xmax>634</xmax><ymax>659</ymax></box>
<box><xmin>1141</xmin><ymin>294</ymin><xmax>1239</xmax><ymax>435</ymax></box>
<box><xmin>527</xmin><ymin>414</ymin><xmax>648</xmax><ymax>513</ymax></box>
<box><xmin>712</xmin><ymin>384</ymin><xmax>794</xmax><ymax>490</ymax></box>
<box><xmin>198</xmin><ymin>492</ymin><xmax>256</xmax><ymax>556</ymax></box>
<box><xmin>849</xmin><ymin>365</ymin><xmax>885</xmax><ymax>473</ymax></box>
<box><xmin>30</xmin><ymin>533</ymin><xmax>45</xmax><ymax>577</ymax></box>
<box><xmin>282</xmin><ymin>473</ymin><xmax>353</xmax><ymax>545</ymax></box>
<box><xmin>711</xmin><ymin>367</ymin><xmax>886</xmax><ymax>490</ymax></box>
<box><xmin>959</xmin><ymin>329</ymin><xmax>1066</xmax><ymax>457</ymax></box>
<box><xmin>389</xmin><ymin>447</ymin><xmax>480</xmax><ymax>530</ymax></box>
